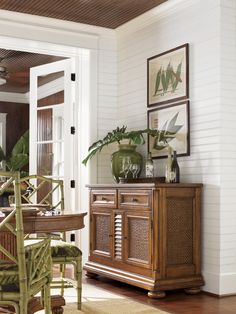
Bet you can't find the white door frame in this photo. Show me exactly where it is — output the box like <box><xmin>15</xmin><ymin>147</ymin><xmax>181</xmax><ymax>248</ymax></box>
<box><xmin>0</xmin><ymin>34</ymin><xmax>98</xmax><ymax>262</ymax></box>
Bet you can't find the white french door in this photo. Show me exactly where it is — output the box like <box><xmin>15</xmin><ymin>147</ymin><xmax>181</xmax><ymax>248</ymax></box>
<box><xmin>29</xmin><ymin>59</ymin><xmax>76</xmax><ymax>209</ymax></box>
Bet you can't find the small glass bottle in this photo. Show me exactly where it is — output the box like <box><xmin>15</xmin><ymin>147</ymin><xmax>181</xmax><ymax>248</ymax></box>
<box><xmin>145</xmin><ymin>152</ymin><xmax>154</xmax><ymax>178</ymax></box>
<box><xmin>165</xmin><ymin>146</ymin><xmax>172</xmax><ymax>183</ymax></box>
<box><xmin>171</xmin><ymin>150</ymin><xmax>180</xmax><ymax>183</ymax></box>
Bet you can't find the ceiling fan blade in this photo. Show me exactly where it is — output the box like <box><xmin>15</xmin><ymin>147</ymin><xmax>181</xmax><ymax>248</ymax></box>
<box><xmin>8</xmin><ymin>76</ymin><xmax>29</xmax><ymax>86</ymax></box>
<box><xmin>11</xmin><ymin>71</ymin><xmax>29</xmax><ymax>78</ymax></box>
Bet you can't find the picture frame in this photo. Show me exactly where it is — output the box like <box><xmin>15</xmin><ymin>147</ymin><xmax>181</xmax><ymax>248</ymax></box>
<box><xmin>148</xmin><ymin>101</ymin><xmax>190</xmax><ymax>159</ymax></box>
<box><xmin>147</xmin><ymin>43</ymin><xmax>189</xmax><ymax>107</ymax></box>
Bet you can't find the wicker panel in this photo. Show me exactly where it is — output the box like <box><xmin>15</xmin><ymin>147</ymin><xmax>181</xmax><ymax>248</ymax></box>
<box><xmin>95</xmin><ymin>215</ymin><xmax>110</xmax><ymax>253</ymax></box>
<box><xmin>167</xmin><ymin>198</ymin><xmax>193</xmax><ymax>265</ymax></box>
<box><xmin>0</xmin><ymin>232</ymin><xmax>16</xmax><ymax>261</ymax></box>
<box><xmin>114</xmin><ymin>214</ymin><xmax>122</xmax><ymax>260</ymax></box>
<box><xmin>128</xmin><ymin>217</ymin><xmax>149</xmax><ymax>262</ymax></box>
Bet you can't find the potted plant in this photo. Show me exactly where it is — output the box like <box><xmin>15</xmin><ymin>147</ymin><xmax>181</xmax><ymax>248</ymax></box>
<box><xmin>0</xmin><ymin>130</ymin><xmax>29</xmax><ymax>205</ymax></box>
<box><xmin>82</xmin><ymin>126</ymin><xmax>172</xmax><ymax>182</ymax></box>
<box><xmin>0</xmin><ymin>129</ymin><xmax>29</xmax><ymax>176</ymax></box>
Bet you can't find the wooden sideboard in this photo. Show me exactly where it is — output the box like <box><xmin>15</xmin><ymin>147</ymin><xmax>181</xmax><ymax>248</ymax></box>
<box><xmin>84</xmin><ymin>183</ymin><xmax>204</xmax><ymax>298</ymax></box>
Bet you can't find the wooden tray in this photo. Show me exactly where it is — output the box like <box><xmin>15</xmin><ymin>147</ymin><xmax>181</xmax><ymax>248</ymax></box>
<box><xmin>119</xmin><ymin>177</ymin><xmax>165</xmax><ymax>184</ymax></box>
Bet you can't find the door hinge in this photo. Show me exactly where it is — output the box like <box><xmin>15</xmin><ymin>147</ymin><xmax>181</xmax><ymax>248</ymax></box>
<box><xmin>71</xmin><ymin>73</ymin><xmax>76</xmax><ymax>81</ymax></box>
<box><xmin>70</xmin><ymin>180</ymin><xmax>75</xmax><ymax>188</ymax></box>
<box><xmin>70</xmin><ymin>126</ymin><xmax>75</xmax><ymax>134</ymax></box>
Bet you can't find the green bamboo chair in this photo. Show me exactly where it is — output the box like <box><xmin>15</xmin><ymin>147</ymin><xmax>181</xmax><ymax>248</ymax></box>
<box><xmin>0</xmin><ymin>171</ymin><xmax>52</xmax><ymax>314</ymax></box>
<box><xmin>15</xmin><ymin>174</ymin><xmax>82</xmax><ymax>310</ymax></box>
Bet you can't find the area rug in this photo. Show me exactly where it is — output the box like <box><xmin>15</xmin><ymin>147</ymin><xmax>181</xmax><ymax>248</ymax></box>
<box><xmin>64</xmin><ymin>299</ymin><xmax>169</xmax><ymax>314</ymax></box>
<box><xmin>36</xmin><ymin>282</ymin><xmax>169</xmax><ymax>314</ymax></box>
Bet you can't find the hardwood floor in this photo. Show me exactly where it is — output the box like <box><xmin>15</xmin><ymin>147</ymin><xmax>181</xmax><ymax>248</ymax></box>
<box><xmin>83</xmin><ymin>274</ymin><xmax>236</xmax><ymax>314</ymax></box>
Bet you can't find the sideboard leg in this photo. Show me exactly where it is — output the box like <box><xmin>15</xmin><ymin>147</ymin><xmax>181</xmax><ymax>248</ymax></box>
<box><xmin>52</xmin><ymin>306</ymin><xmax>64</xmax><ymax>314</ymax></box>
<box><xmin>85</xmin><ymin>271</ymin><xmax>98</xmax><ymax>279</ymax></box>
<box><xmin>184</xmin><ymin>287</ymin><xmax>201</xmax><ymax>295</ymax></box>
<box><xmin>148</xmin><ymin>290</ymin><xmax>166</xmax><ymax>299</ymax></box>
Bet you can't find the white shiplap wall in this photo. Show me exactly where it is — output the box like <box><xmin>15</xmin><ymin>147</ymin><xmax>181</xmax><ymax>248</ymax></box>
<box><xmin>116</xmin><ymin>0</ymin><xmax>222</xmax><ymax>294</ymax></box>
<box><xmin>220</xmin><ymin>0</ymin><xmax>236</xmax><ymax>295</ymax></box>
<box><xmin>97</xmin><ymin>35</ymin><xmax>118</xmax><ymax>183</ymax></box>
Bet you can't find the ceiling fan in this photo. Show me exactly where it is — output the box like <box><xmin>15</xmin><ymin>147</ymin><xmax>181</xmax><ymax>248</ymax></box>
<box><xmin>0</xmin><ymin>57</ymin><xmax>29</xmax><ymax>86</ymax></box>
<box><xmin>0</xmin><ymin>59</ymin><xmax>8</xmax><ymax>85</ymax></box>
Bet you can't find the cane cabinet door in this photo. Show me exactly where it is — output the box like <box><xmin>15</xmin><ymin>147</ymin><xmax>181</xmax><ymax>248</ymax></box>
<box><xmin>90</xmin><ymin>209</ymin><xmax>113</xmax><ymax>259</ymax></box>
<box><xmin>123</xmin><ymin>211</ymin><xmax>152</xmax><ymax>269</ymax></box>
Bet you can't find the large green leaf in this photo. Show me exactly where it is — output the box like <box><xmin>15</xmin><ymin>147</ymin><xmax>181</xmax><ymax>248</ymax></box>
<box><xmin>0</xmin><ymin>145</ymin><xmax>6</xmax><ymax>163</ymax></box>
<box><xmin>82</xmin><ymin>127</ymin><xmax>161</xmax><ymax>166</ymax></box>
<box><xmin>11</xmin><ymin>130</ymin><xmax>29</xmax><ymax>157</ymax></box>
<box><xmin>6</xmin><ymin>154</ymin><xmax>29</xmax><ymax>171</ymax></box>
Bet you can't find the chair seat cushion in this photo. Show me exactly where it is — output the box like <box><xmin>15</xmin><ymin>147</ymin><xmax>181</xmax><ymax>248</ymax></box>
<box><xmin>50</xmin><ymin>240</ymin><xmax>82</xmax><ymax>257</ymax></box>
<box><xmin>0</xmin><ymin>239</ymin><xmax>46</xmax><ymax>288</ymax></box>
<box><xmin>0</xmin><ymin>262</ymin><xmax>18</xmax><ymax>286</ymax></box>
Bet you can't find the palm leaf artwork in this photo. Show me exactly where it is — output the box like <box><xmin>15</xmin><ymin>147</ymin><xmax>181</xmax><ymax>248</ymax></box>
<box><xmin>171</xmin><ymin>61</ymin><xmax>182</xmax><ymax>92</ymax></box>
<box><xmin>154</xmin><ymin>67</ymin><xmax>162</xmax><ymax>95</ymax></box>
<box><xmin>153</xmin><ymin>61</ymin><xmax>183</xmax><ymax>96</ymax></box>
<box><xmin>153</xmin><ymin>113</ymin><xmax>183</xmax><ymax>151</ymax></box>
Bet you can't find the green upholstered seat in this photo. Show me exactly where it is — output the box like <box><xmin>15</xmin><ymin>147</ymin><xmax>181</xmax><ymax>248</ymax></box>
<box><xmin>51</xmin><ymin>240</ymin><xmax>82</xmax><ymax>257</ymax></box>
<box><xmin>0</xmin><ymin>239</ymin><xmax>49</xmax><ymax>287</ymax></box>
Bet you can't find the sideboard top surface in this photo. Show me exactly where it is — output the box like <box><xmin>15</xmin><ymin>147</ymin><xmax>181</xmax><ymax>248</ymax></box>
<box><xmin>86</xmin><ymin>183</ymin><xmax>203</xmax><ymax>189</ymax></box>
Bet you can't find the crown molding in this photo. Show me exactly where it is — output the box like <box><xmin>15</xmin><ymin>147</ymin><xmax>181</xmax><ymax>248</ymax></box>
<box><xmin>0</xmin><ymin>10</ymin><xmax>115</xmax><ymax>50</ymax></box>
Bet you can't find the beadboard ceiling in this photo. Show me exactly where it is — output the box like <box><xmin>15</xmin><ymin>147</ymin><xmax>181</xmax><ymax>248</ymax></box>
<box><xmin>0</xmin><ymin>49</ymin><xmax>65</xmax><ymax>94</ymax></box>
<box><xmin>0</xmin><ymin>0</ymin><xmax>167</xmax><ymax>29</ymax></box>
<box><xmin>0</xmin><ymin>0</ymin><xmax>168</xmax><ymax>94</ymax></box>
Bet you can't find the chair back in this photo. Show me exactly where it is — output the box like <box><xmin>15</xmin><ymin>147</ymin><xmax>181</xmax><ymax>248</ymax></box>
<box><xmin>10</xmin><ymin>174</ymin><xmax>65</xmax><ymax>215</ymax></box>
<box><xmin>0</xmin><ymin>171</ymin><xmax>52</xmax><ymax>313</ymax></box>
<box><xmin>0</xmin><ymin>171</ymin><xmax>28</xmax><ymax>300</ymax></box>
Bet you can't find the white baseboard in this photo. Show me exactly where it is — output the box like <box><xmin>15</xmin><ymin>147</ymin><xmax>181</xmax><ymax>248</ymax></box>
<box><xmin>202</xmin><ymin>271</ymin><xmax>236</xmax><ymax>295</ymax></box>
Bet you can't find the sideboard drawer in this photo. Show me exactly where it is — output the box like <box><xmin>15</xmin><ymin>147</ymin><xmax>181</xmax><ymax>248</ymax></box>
<box><xmin>118</xmin><ymin>189</ymin><xmax>152</xmax><ymax>209</ymax></box>
<box><xmin>91</xmin><ymin>190</ymin><xmax>117</xmax><ymax>208</ymax></box>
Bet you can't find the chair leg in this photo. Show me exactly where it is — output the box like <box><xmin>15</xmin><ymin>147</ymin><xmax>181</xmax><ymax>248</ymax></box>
<box><xmin>44</xmin><ymin>281</ymin><xmax>52</xmax><ymax>314</ymax></box>
<box><xmin>75</xmin><ymin>257</ymin><xmax>82</xmax><ymax>310</ymax></box>
<box><xmin>59</xmin><ymin>263</ymin><xmax>65</xmax><ymax>297</ymax></box>
<box><xmin>19</xmin><ymin>299</ymin><xmax>28</xmax><ymax>314</ymax></box>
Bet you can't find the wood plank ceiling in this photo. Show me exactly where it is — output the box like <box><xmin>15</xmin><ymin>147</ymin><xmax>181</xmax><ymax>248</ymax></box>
<box><xmin>0</xmin><ymin>49</ymin><xmax>64</xmax><ymax>93</ymax></box>
<box><xmin>0</xmin><ymin>0</ymin><xmax>167</xmax><ymax>93</ymax></box>
<box><xmin>0</xmin><ymin>0</ymin><xmax>167</xmax><ymax>29</ymax></box>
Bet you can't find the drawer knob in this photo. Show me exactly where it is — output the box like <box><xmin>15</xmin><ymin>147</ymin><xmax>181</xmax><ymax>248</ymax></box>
<box><xmin>132</xmin><ymin>198</ymin><xmax>138</xmax><ymax>203</ymax></box>
<box><xmin>101</xmin><ymin>197</ymin><xmax>108</xmax><ymax>201</ymax></box>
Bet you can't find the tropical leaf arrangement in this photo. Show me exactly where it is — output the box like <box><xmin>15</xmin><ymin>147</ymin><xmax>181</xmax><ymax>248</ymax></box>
<box><xmin>154</xmin><ymin>61</ymin><xmax>182</xmax><ymax>96</ymax></box>
<box><xmin>0</xmin><ymin>129</ymin><xmax>29</xmax><ymax>176</ymax></box>
<box><xmin>82</xmin><ymin>119</ymin><xmax>183</xmax><ymax>165</ymax></box>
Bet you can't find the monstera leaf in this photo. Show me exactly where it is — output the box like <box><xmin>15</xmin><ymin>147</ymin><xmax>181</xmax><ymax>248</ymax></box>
<box><xmin>0</xmin><ymin>130</ymin><xmax>29</xmax><ymax>173</ymax></box>
<box><xmin>82</xmin><ymin>126</ymin><xmax>161</xmax><ymax>166</ymax></box>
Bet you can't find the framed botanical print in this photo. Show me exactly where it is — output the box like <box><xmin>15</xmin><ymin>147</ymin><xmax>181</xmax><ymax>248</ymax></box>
<box><xmin>148</xmin><ymin>101</ymin><xmax>190</xmax><ymax>158</ymax></box>
<box><xmin>147</xmin><ymin>43</ymin><xmax>189</xmax><ymax>107</ymax></box>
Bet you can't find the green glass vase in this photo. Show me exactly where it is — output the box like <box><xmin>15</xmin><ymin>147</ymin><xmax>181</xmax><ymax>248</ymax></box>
<box><xmin>111</xmin><ymin>144</ymin><xmax>143</xmax><ymax>183</ymax></box>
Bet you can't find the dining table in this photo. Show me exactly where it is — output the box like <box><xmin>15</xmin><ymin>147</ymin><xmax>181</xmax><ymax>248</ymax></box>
<box><xmin>0</xmin><ymin>208</ymin><xmax>87</xmax><ymax>314</ymax></box>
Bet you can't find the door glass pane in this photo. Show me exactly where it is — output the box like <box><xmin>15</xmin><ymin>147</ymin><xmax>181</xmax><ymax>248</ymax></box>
<box><xmin>37</xmin><ymin>143</ymin><xmax>53</xmax><ymax>176</ymax></box>
<box><xmin>36</xmin><ymin>71</ymin><xmax>65</xmax><ymax>179</ymax></box>
<box><xmin>37</xmin><ymin>109</ymin><xmax>52</xmax><ymax>141</ymax></box>
<box><xmin>37</xmin><ymin>142</ymin><xmax>64</xmax><ymax>177</ymax></box>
